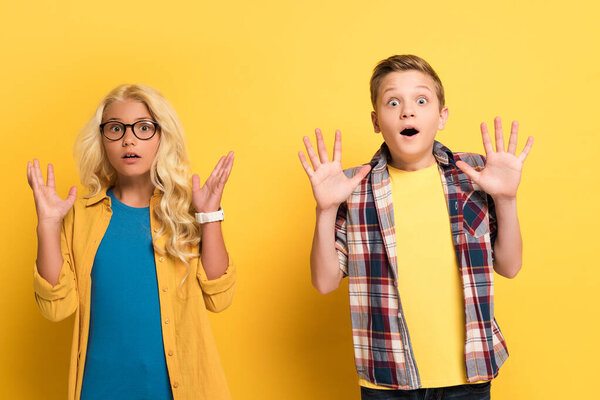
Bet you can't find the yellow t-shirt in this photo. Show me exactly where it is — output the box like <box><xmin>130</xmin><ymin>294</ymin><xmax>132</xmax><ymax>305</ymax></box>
<box><xmin>360</xmin><ymin>162</ymin><xmax>467</xmax><ymax>389</ymax></box>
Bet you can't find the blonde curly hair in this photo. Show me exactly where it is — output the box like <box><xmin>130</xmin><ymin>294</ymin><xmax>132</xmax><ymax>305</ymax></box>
<box><xmin>74</xmin><ymin>84</ymin><xmax>199</xmax><ymax>264</ymax></box>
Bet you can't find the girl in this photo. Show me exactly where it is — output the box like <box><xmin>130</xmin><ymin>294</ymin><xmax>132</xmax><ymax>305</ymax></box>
<box><xmin>28</xmin><ymin>84</ymin><xmax>236</xmax><ymax>400</ymax></box>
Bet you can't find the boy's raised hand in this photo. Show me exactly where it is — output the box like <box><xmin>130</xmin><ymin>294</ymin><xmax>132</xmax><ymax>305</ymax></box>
<box><xmin>192</xmin><ymin>151</ymin><xmax>234</xmax><ymax>213</ymax></box>
<box><xmin>27</xmin><ymin>159</ymin><xmax>77</xmax><ymax>225</ymax></box>
<box><xmin>456</xmin><ymin>117</ymin><xmax>534</xmax><ymax>200</ymax></box>
<box><xmin>299</xmin><ymin>129</ymin><xmax>371</xmax><ymax>211</ymax></box>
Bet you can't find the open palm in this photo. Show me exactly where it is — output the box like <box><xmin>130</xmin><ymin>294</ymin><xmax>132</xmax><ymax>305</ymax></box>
<box><xmin>192</xmin><ymin>152</ymin><xmax>234</xmax><ymax>213</ymax></box>
<box><xmin>299</xmin><ymin>129</ymin><xmax>371</xmax><ymax>211</ymax></box>
<box><xmin>456</xmin><ymin>117</ymin><xmax>534</xmax><ymax>200</ymax></box>
<box><xmin>26</xmin><ymin>159</ymin><xmax>77</xmax><ymax>225</ymax></box>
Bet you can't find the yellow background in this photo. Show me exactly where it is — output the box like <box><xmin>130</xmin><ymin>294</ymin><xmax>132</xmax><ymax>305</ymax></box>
<box><xmin>1</xmin><ymin>1</ymin><xmax>598</xmax><ymax>399</ymax></box>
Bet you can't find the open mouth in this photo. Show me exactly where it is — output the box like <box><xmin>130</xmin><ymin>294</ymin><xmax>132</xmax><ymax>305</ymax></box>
<box><xmin>123</xmin><ymin>154</ymin><xmax>141</xmax><ymax>159</ymax></box>
<box><xmin>400</xmin><ymin>128</ymin><xmax>419</xmax><ymax>137</ymax></box>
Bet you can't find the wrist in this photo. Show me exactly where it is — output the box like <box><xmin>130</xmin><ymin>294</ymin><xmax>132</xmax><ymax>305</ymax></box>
<box><xmin>196</xmin><ymin>206</ymin><xmax>221</xmax><ymax>213</ymax></box>
<box><xmin>195</xmin><ymin>207</ymin><xmax>224</xmax><ymax>224</ymax></box>
<box><xmin>316</xmin><ymin>205</ymin><xmax>339</xmax><ymax>218</ymax></box>
<box><xmin>491</xmin><ymin>196</ymin><xmax>517</xmax><ymax>207</ymax></box>
<box><xmin>37</xmin><ymin>219</ymin><xmax>62</xmax><ymax>233</ymax></box>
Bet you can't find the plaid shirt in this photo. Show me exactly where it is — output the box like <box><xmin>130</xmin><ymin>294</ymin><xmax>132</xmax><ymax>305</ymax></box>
<box><xmin>335</xmin><ymin>141</ymin><xmax>509</xmax><ymax>389</ymax></box>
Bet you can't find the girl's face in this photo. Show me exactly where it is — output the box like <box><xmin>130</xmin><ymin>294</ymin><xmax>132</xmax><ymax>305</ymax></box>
<box><xmin>101</xmin><ymin>99</ymin><xmax>160</xmax><ymax>182</ymax></box>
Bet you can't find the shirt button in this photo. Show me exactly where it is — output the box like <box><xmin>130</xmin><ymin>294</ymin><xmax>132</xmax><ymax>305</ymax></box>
<box><xmin>159</xmin><ymin>257</ymin><xmax>165</xmax><ymax>262</ymax></box>
<box><xmin>163</xmin><ymin>287</ymin><xmax>168</xmax><ymax>292</ymax></box>
<box><xmin>165</xmin><ymin>318</ymin><xmax>170</xmax><ymax>324</ymax></box>
<box><xmin>168</xmin><ymin>350</ymin><xmax>174</xmax><ymax>356</ymax></box>
<box><xmin>173</xmin><ymin>382</ymin><xmax>179</xmax><ymax>388</ymax></box>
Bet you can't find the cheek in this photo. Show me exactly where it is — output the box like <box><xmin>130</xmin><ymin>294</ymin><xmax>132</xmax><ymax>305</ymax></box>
<box><xmin>103</xmin><ymin>142</ymin><xmax>119</xmax><ymax>160</ymax></box>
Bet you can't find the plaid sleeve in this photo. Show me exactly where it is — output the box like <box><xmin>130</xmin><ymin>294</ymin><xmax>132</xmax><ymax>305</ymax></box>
<box><xmin>487</xmin><ymin>193</ymin><xmax>497</xmax><ymax>248</ymax></box>
<box><xmin>334</xmin><ymin>201</ymin><xmax>349</xmax><ymax>276</ymax></box>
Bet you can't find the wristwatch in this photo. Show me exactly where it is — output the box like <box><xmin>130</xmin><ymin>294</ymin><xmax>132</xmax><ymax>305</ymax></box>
<box><xmin>195</xmin><ymin>207</ymin><xmax>224</xmax><ymax>224</ymax></box>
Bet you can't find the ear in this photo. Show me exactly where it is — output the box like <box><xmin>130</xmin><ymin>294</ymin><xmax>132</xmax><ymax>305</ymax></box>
<box><xmin>438</xmin><ymin>107</ymin><xmax>449</xmax><ymax>130</ymax></box>
<box><xmin>371</xmin><ymin>111</ymin><xmax>381</xmax><ymax>133</ymax></box>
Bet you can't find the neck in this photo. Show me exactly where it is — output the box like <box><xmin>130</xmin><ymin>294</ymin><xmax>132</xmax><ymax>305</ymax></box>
<box><xmin>112</xmin><ymin>174</ymin><xmax>155</xmax><ymax>207</ymax></box>
<box><xmin>388</xmin><ymin>152</ymin><xmax>436</xmax><ymax>171</ymax></box>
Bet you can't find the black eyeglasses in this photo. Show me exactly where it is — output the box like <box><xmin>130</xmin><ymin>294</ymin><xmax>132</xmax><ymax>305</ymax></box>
<box><xmin>100</xmin><ymin>120</ymin><xmax>160</xmax><ymax>141</ymax></box>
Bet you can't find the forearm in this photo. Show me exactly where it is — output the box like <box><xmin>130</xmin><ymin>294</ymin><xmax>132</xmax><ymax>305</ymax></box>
<box><xmin>310</xmin><ymin>207</ymin><xmax>344</xmax><ymax>294</ymax></box>
<box><xmin>36</xmin><ymin>221</ymin><xmax>64</xmax><ymax>286</ymax></box>
<box><xmin>492</xmin><ymin>197</ymin><xmax>522</xmax><ymax>278</ymax></box>
<box><xmin>199</xmin><ymin>222</ymin><xmax>229</xmax><ymax>280</ymax></box>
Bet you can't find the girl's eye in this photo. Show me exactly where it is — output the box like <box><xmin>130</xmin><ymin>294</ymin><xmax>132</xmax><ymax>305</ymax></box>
<box><xmin>389</xmin><ymin>99</ymin><xmax>399</xmax><ymax>106</ymax></box>
<box><xmin>417</xmin><ymin>97</ymin><xmax>427</xmax><ymax>105</ymax></box>
<box><xmin>109</xmin><ymin>125</ymin><xmax>122</xmax><ymax>132</ymax></box>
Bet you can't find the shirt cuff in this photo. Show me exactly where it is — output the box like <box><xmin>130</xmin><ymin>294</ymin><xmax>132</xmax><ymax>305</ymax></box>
<box><xmin>33</xmin><ymin>262</ymin><xmax>75</xmax><ymax>301</ymax></box>
<box><xmin>197</xmin><ymin>258</ymin><xmax>237</xmax><ymax>295</ymax></box>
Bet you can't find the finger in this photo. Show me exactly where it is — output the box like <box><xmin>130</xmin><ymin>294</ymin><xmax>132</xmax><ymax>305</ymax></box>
<box><xmin>480</xmin><ymin>123</ymin><xmax>494</xmax><ymax>155</ymax></box>
<box><xmin>298</xmin><ymin>152</ymin><xmax>315</xmax><ymax>178</ymax></box>
<box><xmin>518</xmin><ymin>136</ymin><xmax>534</xmax><ymax>163</ymax></box>
<box><xmin>192</xmin><ymin>174</ymin><xmax>201</xmax><ymax>192</ymax></box>
<box><xmin>494</xmin><ymin>117</ymin><xmax>505</xmax><ymax>152</ymax></box>
<box><xmin>65</xmin><ymin>186</ymin><xmax>77</xmax><ymax>206</ymax></box>
<box><xmin>302</xmin><ymin>135</ymin><xmax>321</xmax><ymax>169</ymax></box>
<box><xmin>456</xmin><ymin>160</ymin><xmax>480</xmax><ymax>183</ymax></box>
<box><xmin>33</xmin><ymin>159</ymin><xmax>46</xmax><ymax>187</ymax></box>
<box><xmin>47</xmin><ymin>163</ymin><xmax>56</xmax><ymax>189</ymax></box>
<box><xmin>220</xmin><ymin>152</ymin><xmax>234</xmax><ymax>183</ymax></box>
<box><xmin>208</xmin><ymin>156</ymin><xmax>227</xmax><ymax>183</ymax></box>
<box><xmin>315</xmin><ymin>128</ymin><xmax>330</xmax><ymax>163</ymax></box>
<box><xmin>216</xmin><ymin>153</ymin><xmax>233</xmax><ymax>182</ymax></box>
<box><xmin>332</xmin><ymin>130</ymin><xmax>342</xmax><ymax>163</ymax></box>
<box><xmin>27</xmin><ymin>162</ymin><xmax>35</xmax><ymax>189</ymax></box>
<box><xmin>349</xmin><ymin>164</ymin><xmax>372</xmax><ymax>187</ymax></box>
<box><xmin>507</xmin><ymin>120</ymin><xmax>519</xmax><ymax>155</ymax></box>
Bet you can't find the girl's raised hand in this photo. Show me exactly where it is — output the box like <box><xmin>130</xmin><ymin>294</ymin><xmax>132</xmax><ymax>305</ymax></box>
<box><xmin>299</xmin><ymin>129</ymin><xmax>371</xmax><ymax>212</ymax></box>
<box><xmin>192</xmin><ymin>151</ymin><xmax>234</xmax><ymax>213</ymax></box>
<box><xmin>26</xmin><ymin>159</ymin><xmax>77</xmax><ymax>226</ymax></box>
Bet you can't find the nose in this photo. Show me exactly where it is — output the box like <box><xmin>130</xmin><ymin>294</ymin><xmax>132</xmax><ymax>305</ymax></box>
<box><xmin>400</xmin><ymin>103</ymin><xmax>415</xmax><ymax>119</ymax></box>
<box><xmin>121</xmin><ymin>126</ymin><xmax>136</xmax><ymax>145</ymax></box>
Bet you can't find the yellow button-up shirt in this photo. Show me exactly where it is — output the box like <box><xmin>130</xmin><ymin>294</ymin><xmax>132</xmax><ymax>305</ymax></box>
<box><xmin>33</xmin><ymin>188</ymin><xmax>236</xmax><ymax>400</ymax></box>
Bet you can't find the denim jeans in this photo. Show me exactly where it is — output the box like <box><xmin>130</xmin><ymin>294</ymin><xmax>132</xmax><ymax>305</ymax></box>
<box><xmin>360</xmin><ymin>381</ymin><xmax>491</xmax><ymax>400</ymax></box>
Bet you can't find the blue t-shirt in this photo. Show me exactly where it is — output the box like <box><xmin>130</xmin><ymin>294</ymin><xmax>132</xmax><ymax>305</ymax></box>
<box><xmin>81</xmin><ymin>189</ymin><xmax>172</xmax><ymax>400</ymax></box>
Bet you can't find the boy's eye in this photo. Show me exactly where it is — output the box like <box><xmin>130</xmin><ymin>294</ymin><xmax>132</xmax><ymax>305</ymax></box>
<box><xmin>389</xmin><ymin>100</ymin><xmax>399</xmax><ymax>106</ymax></box>
<box><xmin>417</xmin><ymin>97</ymin><xmax>427</xmax><ymax>105</ymax></box>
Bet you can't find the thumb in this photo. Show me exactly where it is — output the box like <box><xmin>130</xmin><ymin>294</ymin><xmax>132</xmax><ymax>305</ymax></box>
<box><xmin>66</xmin><ymin>186</ymin><xmax>77</xmax><ymax>207</ymax></box>
<box><xmin>350</xmin><ymin>164</ymin><xmax>372</xmax><ymax>187</ymax></box>
<box><xmin>192</xmin><ymin>174</ymin><xmax>201</xmax><ymax>191</ymax></box>
<box><xmin>455</xmin><ymin>161</ymin><xmax>479</xmax><ymax>183</ymax></box>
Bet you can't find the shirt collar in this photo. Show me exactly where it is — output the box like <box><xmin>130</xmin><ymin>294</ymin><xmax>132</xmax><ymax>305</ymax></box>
<box><xmin>85</xmin><ymin>186</ymin><xmax>162</xmax><ymax>207</ymax></box>
<box><xmin>369</xmin><ymin>140</ymin><xmax>455</xmax><ymax>171</ymax></box>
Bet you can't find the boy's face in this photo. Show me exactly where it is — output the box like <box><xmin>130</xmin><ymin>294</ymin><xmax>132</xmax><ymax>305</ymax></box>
<box><xmin>371</xmin><ymin>70</ymin><xmax>449</xmax><ymax>170</ymax></box>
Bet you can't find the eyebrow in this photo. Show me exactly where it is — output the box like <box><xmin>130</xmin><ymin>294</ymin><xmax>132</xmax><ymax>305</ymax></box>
<box><xmin>104</xmin><ymin>117</ymin><xmax>153</xmax><ymax>122</ymax></box>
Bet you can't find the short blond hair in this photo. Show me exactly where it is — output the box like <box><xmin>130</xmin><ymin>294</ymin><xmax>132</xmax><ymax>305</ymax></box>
<box><xmin>370</xmin><ymin>55</ymin><xmax>445</xmax><ymax>110</ymax></box>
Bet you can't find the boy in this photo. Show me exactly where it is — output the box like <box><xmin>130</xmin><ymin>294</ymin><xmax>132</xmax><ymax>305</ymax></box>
<box><xmin>298</xmin><ymin>55</ymin><xmax>533</xmax><ymax>399</ymax></box>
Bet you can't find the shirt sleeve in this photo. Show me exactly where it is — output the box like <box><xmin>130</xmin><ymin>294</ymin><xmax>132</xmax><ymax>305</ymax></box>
<box><xmin>335</xmin><ymin>201</ymin><xmax>349</xmax><ymax>277</ymax></box>
<box><xmin>33</xmin><ymin>218</ymin><xmax>78</xmax><ymax>322</ymax></box>
<box><xmin>487</xmin><ymin>193</ymin><xmax>498</xmax><ymax>249</ymax></box>
<box><xmin>197</xmin><ymin>258</ymin><xmax>236</xmax><ymax>313</ymax></box>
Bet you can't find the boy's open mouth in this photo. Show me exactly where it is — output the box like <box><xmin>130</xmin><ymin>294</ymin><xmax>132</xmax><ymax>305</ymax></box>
<box><xmin>400</xmin><ymin>128</ymin><xmax>419</xmax><ymax>137</ymax></box>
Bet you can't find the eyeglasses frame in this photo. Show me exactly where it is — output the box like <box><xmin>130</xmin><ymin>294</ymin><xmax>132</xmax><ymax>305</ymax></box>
<box><xmin>99</xmin><ymin>120</ymin><xmax>160</xmax><ymax>141</ymax></box>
